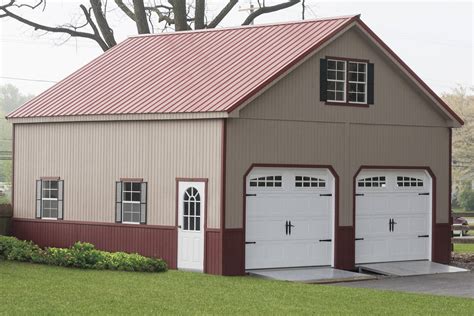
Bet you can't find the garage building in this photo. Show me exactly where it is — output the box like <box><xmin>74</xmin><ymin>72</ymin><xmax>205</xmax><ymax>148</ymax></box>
<box><xmin>7</xmin><ymin>15</ymin><xmax>463</xmax><ymax>275</ymax></box>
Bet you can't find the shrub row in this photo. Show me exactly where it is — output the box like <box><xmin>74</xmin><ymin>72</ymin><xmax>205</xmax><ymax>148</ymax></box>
<box><xmin>0</xmin><ymin>236</ymin><xmax>167</xmax><ymax>273</ymax></box>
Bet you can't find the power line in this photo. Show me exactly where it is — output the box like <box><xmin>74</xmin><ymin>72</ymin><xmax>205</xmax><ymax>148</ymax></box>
<box><xmin>0</xmin><ymin>76</ymin><xmax>57</xmax><ymax>84</ymax></box>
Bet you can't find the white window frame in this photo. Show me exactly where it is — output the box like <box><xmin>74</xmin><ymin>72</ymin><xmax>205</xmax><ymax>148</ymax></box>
<box><xmin>41</xmin><ymin>180</ymin><xmax>59</xmax><ymax>220</ymax></box>
<box><xmin>348</xmin><ymin>61</ymin><xmax>368</xmax><ymax>104</ymax></box>
<box><xmin>327</xmin><ymin>59</ymin><xmax>347</xmax><ymax>103</ymax></box>
<box><xmin>121</xmin><ymin>181</ymin><xmax>141</xmax><ymax>225</ymax></box>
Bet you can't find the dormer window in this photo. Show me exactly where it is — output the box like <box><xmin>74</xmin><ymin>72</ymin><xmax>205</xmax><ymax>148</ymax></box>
<box><xmin>320</xmin><ymin>57</ymin><xmax>374</xmax><ymax>105</ymax></box>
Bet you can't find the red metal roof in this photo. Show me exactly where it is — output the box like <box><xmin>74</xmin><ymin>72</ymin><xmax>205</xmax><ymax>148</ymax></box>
<box><xmin>8</xmin><ymin>16</ymin><xmax>358</xmax><ymax>118</ymax></box>
<box><xmin>7</xmin><ymin>15</ymin><xmax>463</xmax><ymax>125</ymax></box>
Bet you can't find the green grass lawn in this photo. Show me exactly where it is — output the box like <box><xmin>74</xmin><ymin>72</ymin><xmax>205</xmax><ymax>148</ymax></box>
<box><xmin>0</xmin><ymin>261</ymin><xmax>473</xmax><ymax>314</ymax></box>
<box><xmin>454</xmin><ymin>243</ymin><xmax>474</xmax><ymax>253</ymax></box>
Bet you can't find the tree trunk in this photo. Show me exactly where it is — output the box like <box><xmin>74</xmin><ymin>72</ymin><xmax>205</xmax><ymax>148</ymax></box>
<box><xmin>173</xmin><ymin>0</ymin><xmax>188</xmax><ymax>31</ymax></box>
<box><xmin>195</xmin><ymin>0</ymin><xmax>205</xmax><ymax>29</ymax></box>
<box><xmin>133</xmin><ymin>0</ymin><xmax>150</xmax><ymax>34</ymax></box>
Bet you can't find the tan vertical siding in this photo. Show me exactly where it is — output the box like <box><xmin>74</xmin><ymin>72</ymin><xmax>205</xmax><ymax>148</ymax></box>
<box><xmin>14</xmin><ymin>120</ymin><xmax>222</xmax><ymax>228</ymax></box>
<box><xmin>225</xmin><ymin>25</ymin><xmax>451</xmax><ymax>228</ymax></box>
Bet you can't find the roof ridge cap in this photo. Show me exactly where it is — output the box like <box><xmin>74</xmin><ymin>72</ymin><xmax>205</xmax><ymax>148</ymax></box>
<box><xmin>128</xmin><ymin>14</ymin><xmax>360</xmax><ymax>39</ymax></box>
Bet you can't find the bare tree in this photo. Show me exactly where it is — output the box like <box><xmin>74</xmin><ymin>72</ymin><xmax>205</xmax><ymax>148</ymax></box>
<box><xmin>0</xmin><ymin>0</ymin><xmax>302</xmax><ymax>52</ymax></box>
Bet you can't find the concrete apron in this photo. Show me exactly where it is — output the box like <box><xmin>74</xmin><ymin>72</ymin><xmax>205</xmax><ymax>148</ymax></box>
<box><xmin>247</xmin><ymin>267</ymin><xmax>376</xmax><ymax>284</ymax></box>
<box><xmin>356</xmin><ymin>260</ymin><xmax>468</xmax><ymax>277</ymax></box>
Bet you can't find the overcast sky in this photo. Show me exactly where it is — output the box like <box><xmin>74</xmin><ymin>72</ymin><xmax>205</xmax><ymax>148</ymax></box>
<box><xmin>0</xmin><ymin>0</ymin><xmax>473</xmax><ymax>96</ymax></box>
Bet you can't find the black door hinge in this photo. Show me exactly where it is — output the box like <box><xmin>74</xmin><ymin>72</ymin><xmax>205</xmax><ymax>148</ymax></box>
<box><xmin>245</xmin><ymin>241</ymin><xmax>256</xmax><ymax>244</ymax></box>
<box><xmin>246</xmin><ymin>193</ymin><xmax>257</xmax><ymax>197</ymax></box>
<box><xmin>319</xmin><ymin>239</ymin><xmax>332</xmax><ymax>242</ymax></box>
<box><xmin>418</xmin><ymin>193</ymin><xmax>430</xmax><ymax>196</ymax></box>
<box><xmin>320</xmin><ymin>193</ymin><xmax>332</xmax><ymax>196</ymax></box>
<box><xmin>355</xmin><ymin>238</ymin><xmax>364</xmax><ymax>241</ymax></box>
<box><xmin>356</xmin><ymin>193</ymin><xmax>364</xmax><ymax>196</ymax></box>
<box><xmin>418</xmin><ymin>235</ymin><xmax>429</xmax><ymax>238</ymax></box>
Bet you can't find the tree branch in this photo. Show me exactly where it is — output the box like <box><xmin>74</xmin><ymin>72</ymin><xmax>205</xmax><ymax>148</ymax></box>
<box><xmin>1</xmin><ymin>6</ymin><xmax>109</xmax><ymax>51</ymax></box>
<box><xmin>133</xmin><ymin>0</ymin><xmax>150</xmax><ymax>33</ymax></box>
<box><xmin>79</xmin><ymin>4</ymin><xmax>110</xmax><ymax>51</ymax></box>
<box><xmin>90</xmin><ymin>0</ymin><xmax>117</xmax><ymax>47</ymax></box>
<box><xmin>114</xmin><ymin>0</ymin><xmax>135</xmax><ymax>21</ymax></box>
<box><xmin>207</xmin><ymin>0</ymin><xmax>237</xmax><ymax>28</ymax></box>
<box><xmin>242</xmin><ymin>0</ymin><xmax>300</xmax><ymax>26</ymax></box>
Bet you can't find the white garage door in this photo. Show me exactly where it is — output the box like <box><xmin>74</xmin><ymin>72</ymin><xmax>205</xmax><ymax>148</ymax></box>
<box><xmin>355</xmin><ymin>170</ymin><xmax>432</xmax><ymax>264</ymax></box>
<box><xmin>245</xmin><ymin>167</ymin><xmax>335</xmax><ymax>270</ymax></box>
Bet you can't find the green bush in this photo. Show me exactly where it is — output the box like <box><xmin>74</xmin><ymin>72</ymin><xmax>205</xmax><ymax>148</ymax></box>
<box><xmin>459</xmin><ymin>187</ymin><xmax>474</xmax><ymax>211</ymax></box>
<box><xmin>0</xmin><ymin>236</ymin><xmax>167</xmax><ymax>273</ymax></box>
<box><xmin>0</xmin><ymin>236</ymin><xmax>42</xmax><ymax>262</ymax></box>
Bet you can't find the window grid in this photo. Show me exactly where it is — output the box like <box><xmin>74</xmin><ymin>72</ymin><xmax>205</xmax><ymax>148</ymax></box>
<box><xmin>42</xmin><ymin>180</ymin><xmax>59</xmax><ymax>219</ymax></box>
<box><xmin>358</xmin><ymin>176</ymin><xmax>386</xmax><ymax>188</ymax></box>
<box><xmin>327</xmin><ymin>59</ymin><xmax>346</xmax><ymax>102</ymax></box>
<box><xmin>348</xmin><ymin>62</ymin><xmax>367</xmax><ymax>104</ymax></box>
<box><xmin>122</xmin><ymin>181</ymin><xmax>141</xmax><ymax>224</ymax></box>
<box><xmin>183</xmin><ymin>187</ymin><xmax>201</xmax><ymax>231</ymax></box>
<box><xmin>397</xmin><ymin>176</ymin><xmax>423</xmax><ymax>187</ymax></box>
<box><xmin>249</xmin><ymin>176</ymin><xmax>282</xmax><ymax>188</ymax></box>
<box><xmin>295</xmin><ymin>176</ymin><xmax>326</xmax><ymax>188</ymax></box>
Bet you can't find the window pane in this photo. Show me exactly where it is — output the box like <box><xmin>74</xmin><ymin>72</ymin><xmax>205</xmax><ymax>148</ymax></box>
<box><xmin>50</xmin><ymin>209</ymin><xmax>58</xmax><ymax>219</ymax></box>
<box><xmin>184</xmin><ymin>202</ymin><xmax>188</xmax><ymax>215</ymax></box>
<box><xmin>327</xmin><ymin>70</ymin><xmax>336</xmax><ymax>80</ymax></box>
<box><xmin>42</xmin><ymin>188</ymin><xmax>49</xmax><ymax>199</ymax></box>
<box><xmin>349</xmin><ymin>62</ymin><xmax>357</xmax><ymax>71</ymax></box>
<box><xmin>196</xmin><ymin>202</ymin><xmax>200</xmax><ymax>216</ymax></box>
<box><xmin>358</xmin><ymin>63</ymin><xmax>366</xmax><ymax>72</ymax></box>
<box><xmin>336</xmin><ymin>71</ymin><xmax>344</xmax><ymax>81</ymax></box>
<box><xmin>132</xmin><ymin>182</ymin><xmax>141</xmax><ymax>191</ymax></box>
<box><xmin>124</xmin><ymin>192</ymin><xmax>132</xmax><ymax>201</ymax></box>
<box><xmin>336</xmin><ymin>92</ymin><xmax>344</xmax><ymax>101</ymax></box>
<box><xmin>183</xmin><ymin>216</ymin><xmax>188</xmax><ymax>230</ymax></box>
<box><xmin>190</xmin><ymin>217</ymin><xmax>195</xmax><ymax>230</ymax></box>
<box><xmin>132</xmin><ymin>192</ymin><xmax>140</xmax><ymax>202</ymax></box>
<box><xmin>132</xmin><ymin>213</ymin><xmax>140</xmax><ymax>223</ymax></box>
<box><xmin>349</xmin><ymin>72</ymin><xmax>357</xmax><ymax>82</ymax></box>
<box><xmin>349</xmin><ymin>83</ymin><xmax>356</xmax><ymax>92</ymax></box>
<box><xmin>327</xmin><ymin>91</ymin><xmax>335</xmax><ymax>101</ymax></box>
<box><xmin>50</xmin><ymin>189</ymin><xmax>58</xmax><ymax>199</ymax></box>
<box><xmin>43</xmin><ymin>208</ymin><xmax>51</xmax><ymax>218</ymax></box>
<box><xmin>327</xmin><ymin>81</ymin><xmax>336</xmax><ymax>90</ymax></box>
<box><xmin>190</xmin><ymin>202</ymin><xmax>195</xmax><ymax>216</ymax></box>
<box><xmin>124</xmin><ymin>182</ymin><xmax>132</xmax><ymax>191</ymax></box>
<box><xmin>336</xmin><ymin>82</ymin><xmax>345</xmax><ymax>91</ymax></box>
<box><xmin>50</xmin><ymin>181</ymin><xmax>58</xmax><ymax>189</ymax></box>
<box><xmin>358</xmin><ymin>73</ymin><xmax>366</xmax><ymax>82</ymax></box>
<box><xmin>123</xmin><ymin>212</ymin><xmax>132</xmax><ymax>223</ymax></box>
<box><xmin>337</xmin><ymin>61</ymin><xmax>345</xmax><ymax>70</ymax></box>
<box><xmin>327</xmin><ymin>60</ymin><xmax>336</xmax><ymax>69</ymax></box>
<box><xmin>196</xmin><ymin>217</ymin><xmax>200</xmax><ymax>231</ymax></box>
<box><xmin>357</xmin><ymin>93</ymin><xmax>365</xmax><ymax>103</ymax></box>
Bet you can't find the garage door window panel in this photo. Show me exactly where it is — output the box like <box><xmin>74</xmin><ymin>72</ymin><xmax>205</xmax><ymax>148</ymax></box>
<box><xmin>357</xmin><ymin>176</ymin><xmax>386</xmax><ymax>188</ymax></box>
<box><xmin>397</xmin><ymin>176</ymin><xmax>424</xmax><ymax>188</ymax></box>
<box><xmin>249</xmin><ymin>176</ymin><xmax>282</xmax><ymax>188</ymax></box>
<box><xmin>295</xmin><ymin>176</ymin><xmax>326</xmax><ymax>188</ymax></box>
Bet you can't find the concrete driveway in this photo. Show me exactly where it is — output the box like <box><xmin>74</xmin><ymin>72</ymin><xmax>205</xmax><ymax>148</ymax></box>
<box><xmin>331</xmin><ymin>271</ymin><xmax>474</xmax><ymax>298</ymax></box>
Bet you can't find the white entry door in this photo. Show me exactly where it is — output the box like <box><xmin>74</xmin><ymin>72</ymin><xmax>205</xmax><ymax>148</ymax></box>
<box><xmin>177</xmin><ymin>181</ymin><xmax>205</xmax><ymax>272</ymax></box>
<box><xmin>355</xmin><ymin>170</ymin><xmax>431</xmax><ymax>264</ymax></box>
<box><xmin>245</xmin><ymin>168</ymin><xmax>335</xmax><ymax>270</ymax></box>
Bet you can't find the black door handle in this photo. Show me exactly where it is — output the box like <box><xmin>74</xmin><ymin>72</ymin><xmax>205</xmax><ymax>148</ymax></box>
<box><xmin>289</xmin><ymin>220</ymin><xmax>295</xmax><ymax>235</ymax></box>
<box><xmin>285</xmin><ymin>221</ymin><xmax>288</xmax><ymax>235</ymax></box>
<box><xmin>389</xmin><ymin>218</ymin><xmax>391</xmax><ymax>232</ymax></box>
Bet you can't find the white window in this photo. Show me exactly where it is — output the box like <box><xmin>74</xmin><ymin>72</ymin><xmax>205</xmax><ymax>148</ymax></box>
<box><xmin>183</xmin><ymin>187</ymin><xmax>201</xmax><ymax>231</ymax></box>
<box><xmin>327</xmin><ymin>59</ymin><xmax>346</xmax><ymax>102</ymax></box>
<box><xmin>36</xmin><ymin>179</ymin><xmax>64</xmax><ymax>220</ymax></box>
<box><xmin>348</xmin><ymin>61</ymin><xmax>367</xmax><ymax>103</ymax></box>
<box><xmin>122</xmin><ymin>182</ymin><xmax>142</xmax><ymax>224</ymax></box>
<box><xmin>249</xmin><ymin>176</ymin><xmax>282</xmax><ymax>188</ymax></box>
<box><xmin>295</xmin><ymin>176</ymin><xmax>326</xmax><ymax>188</ymax></box>
<box><xmin>358</xmin><ymin>176</ymin><xmax>386</xmax><ymax>188</ymax></box>
<box><xmin>115</xmin><ymin>180</ymin><xmax>147</xmax><ymax>224</ymax></box>
<box><xmin>42</xmin><ymin>180</ymin><xmax>59</xmax><ymax>219</ymax></box>
<box><xmin>397</xmin><ymin>176</ymin><xmax>423</xmax><ymax>187</ymax></box>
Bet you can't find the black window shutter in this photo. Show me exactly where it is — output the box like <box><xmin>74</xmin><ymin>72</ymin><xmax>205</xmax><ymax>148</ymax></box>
<box><xmin>57</xmin><ymin>180</ymin><xmax>64</xmax><ymax>220</ymax></box>
<box><xmin>36</xmin><ymin>180</ymin><xmax>42</xmax><ymax>219</ymax></box>
<box><xmin>367</xmin><ymin>63</ymin><xmax>375</xmax><ymax>104</ymax></box>
<box><xmin>320</xmin><ymin>58</ymin><xmax>327</xmax><ymax>101</ymax></box>
<box><xmin>115</xmin><ymin>181</ymin><xmax>122</xmax><ymax>223</ymax></box>
<box><xmin>140</xmin><ymin>182</ymin><xmax>147</xmax><ymax>225</ymax></box>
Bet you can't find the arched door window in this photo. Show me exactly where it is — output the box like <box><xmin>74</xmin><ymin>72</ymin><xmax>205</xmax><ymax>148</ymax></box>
<box><xmin>183</xmin><ymin>187</ymin><xmax>201</xmax><ymax>231</ymax></box>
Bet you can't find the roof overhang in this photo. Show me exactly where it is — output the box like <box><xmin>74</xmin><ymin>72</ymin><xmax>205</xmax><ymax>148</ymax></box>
<box><xmin>7</xmin><ymin>111</ymin><xmax>229</xmax><ymax>124</ymax></box>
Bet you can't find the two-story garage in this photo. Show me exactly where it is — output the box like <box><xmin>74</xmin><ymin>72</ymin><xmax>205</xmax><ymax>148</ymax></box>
<box><xmin>7</xmin><ymin>15</ymin><xmax>463</xmax><ymax>275</ymax></box>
